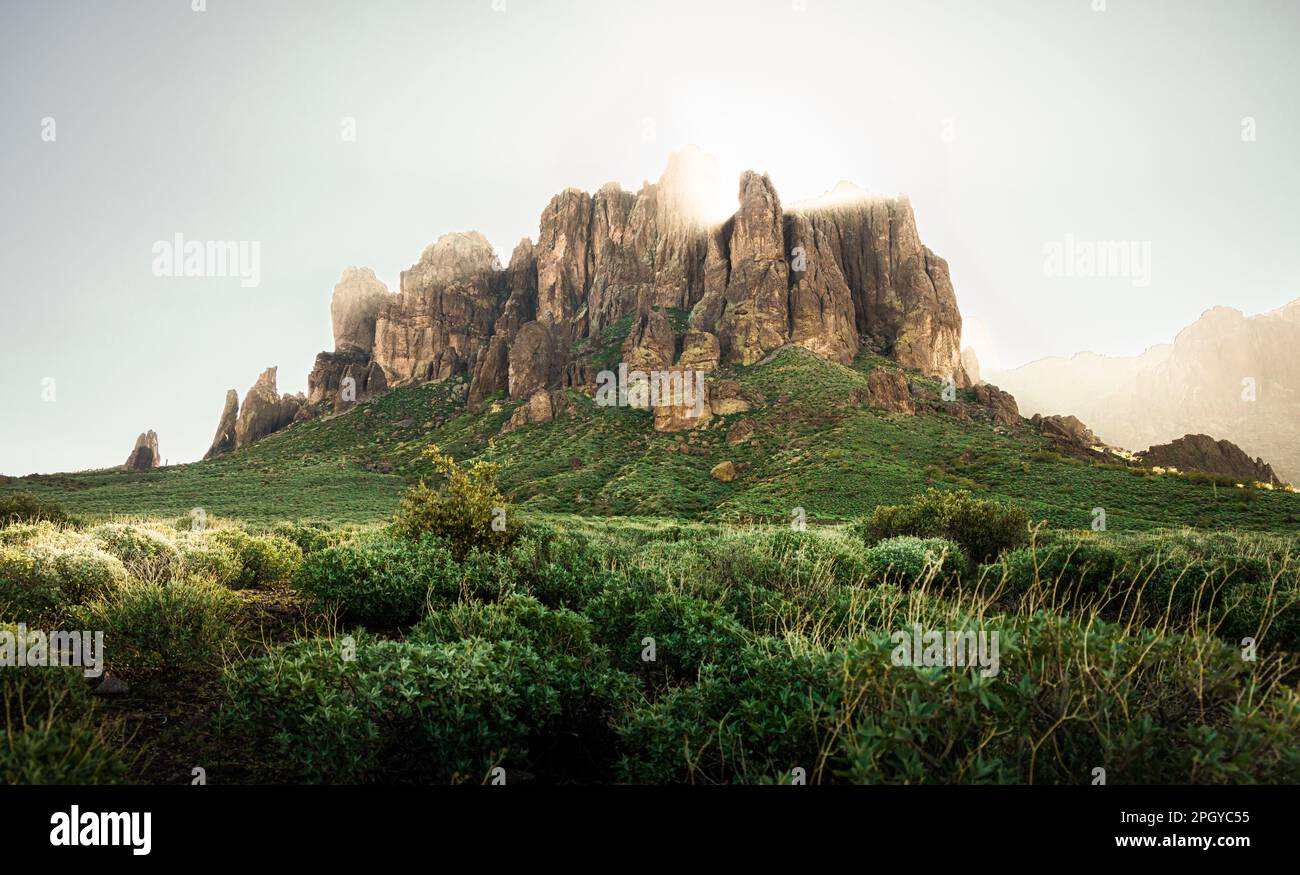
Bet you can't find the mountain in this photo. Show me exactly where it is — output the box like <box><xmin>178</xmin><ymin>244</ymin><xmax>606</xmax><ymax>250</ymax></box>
<box><xmin>987</xmin><ymin>299</ymin><xmax>1300</xmax><ymax>482</ymax></box>
<box><xmin>201</xmin><ymin>147</ymin><xmax>971</xmax><ymax>456</ymax></box>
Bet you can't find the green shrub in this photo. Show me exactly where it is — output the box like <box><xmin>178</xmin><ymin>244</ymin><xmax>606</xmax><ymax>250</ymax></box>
<box><xmin>211</xmin><ymin>529</ymin><xmax>303</xmax><ymax>587</ymax></box>
<box><xmin>217</xmin><ymin>636</ymin><xmax>567</xmax><ymax>783</ymax></box>
<box><xmin>71</xmin><ymin>580</ymin><xmax>238</xmax><ymax>679</ymax></box>
<box><xmin>856</xmin><ymin>489</ymin><xmax>1029</xmax><ymax>562</ymax></box>
<box><xmin>175</xmin><ymin>534</ymin><xmax>242</xmax><ymax>587</ymax></box>
<box><xmin>0</xmin><ymin>722</ymin><xmax>131</xmax><ymax>785</ymax></box>
<box><xmin>988</xmin><ymin>531</ymin><xmax>1299</xmax><ymax>649</ymax></box>
<box><xmin>0</xmin><ymin>544</ymin><xmax>128</xmax><ymax>624</ymax></box>
<box><xmin>0</xmin><ymin>492</ymin><xmax>70</xmax><ymax>527</ymax></box>
<box><xmin>293</xmin><ymin>533</ymin><xmax>459</xmax><ymax>626</ymax></box>
<box><xmin>392</xmin><ymin>445</ymin><xmax>515</xmax><ymax>559</ymax></box>
<box><xmin>617</xmin><ymin>615</ymin><xmax>1300</xmax><ymax>785</ymax></box>
<box><xmin>0</xmin><ymin>635</ymin><xmax>130</xmax><ymax>784</ymax></box>
<box><xmin>91</xmin><ymin>523</ymin><xmax>181</xmax><ymax>580</ymax></box>
<box><xmin>410</xmin><ymin>594</ymin><xmax>638</xmax><ymax>738</ymax></box>
<box><xmin>585</xmin><ymin>580</ymin><xmax>746</xmax><ymax>678</ymax></box>
<box><xmin>268</xmin><ymin>521</ymin><xmax>337</xmax><ymax>555</ymax></box>
<box><xmin>864</xmin><ymin>536</ymin><xmax>967</xmax><ymax>586</ymax></box>
<box><xmin>0</xmin><ymin>521</ymin><xmax>65</xmax><ymax>547</ymax></box>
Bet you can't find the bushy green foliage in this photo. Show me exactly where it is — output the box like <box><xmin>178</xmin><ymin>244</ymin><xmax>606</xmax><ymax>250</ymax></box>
<box><xmin>0</xmin><ymin>491</ymin><xmax>71</xmax><ymax>526</ymax></box>
<box><xmin>174</xmin><ymin>534</ymin><xmax>242</xmax><ymax>587</ymax></box>
<box><xmin>71</xmin><ymin>580</ymin><xmax>238</xmax><ymax>679</ymax></box>
<box><xmin>411</xmin><ymin>594</ymin><xmax>638</xmax><ymax>728</ymax></box>
<box><xmin>617</xmin><ymin>616</ymin><xmax>1300</xmax><ymax>785</ymax></box>
<box><xmin>293</xmin><ymin>533</ymin><xmax>460</xmax><ymax>626</ymax></box>
<box><xmin>0</xmin><ymin>543</ymin><xmax>128</xmax><ymax>624</ymax></box>
<box><xmin>864</xmin><ymin>536</ymin><xmax>966</xmax><ymax>585</ymax></box>
<box><xmin>393</xmin><ymin>445</ymin><xmax>515</xmax><ymax>559</ymax></box>
<box><xmin>91</xmin><ymin>523</ymin><xmax>182</xmax><ymax>580</ymax></box>
<box><xmin>268</xmin><ymin>521</ymin><xmax>338</xmax><ymax>554</ymax></box>
<box><xmin>210</xmin><ymin>529</ymin><xmax>303</xmax><ymax>587</ymax></box>
<box><xmin>986</xmin><ymin>528</ymin><xmax>1300</xmax><ymax>648</ymax></box>
<box><xmin>0</xmin><ymin>643</ymin><xmax>130</xmax><ymax>784</ymax></box>
<box><xmin>856</xmin><ymin>489</ymin><xmax>1029</xmax><ymax>562</ymax></box>
<box><xmin>218</xmin><ymin>635</ymin><xmax>574</xmax><ymax>783</ymax></box>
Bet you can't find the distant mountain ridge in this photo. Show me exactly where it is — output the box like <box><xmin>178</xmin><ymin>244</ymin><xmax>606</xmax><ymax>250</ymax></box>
<box><xmin>988</xmin><ymin>299</ymin><xmax>1300</xmax><ymax>482</ymax></box>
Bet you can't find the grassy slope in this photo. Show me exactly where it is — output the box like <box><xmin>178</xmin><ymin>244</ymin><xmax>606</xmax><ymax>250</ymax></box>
<box><xmin>4</xmin><ymin>348</ymin><xmax>1297</xmax><ymax>531</ymax></box>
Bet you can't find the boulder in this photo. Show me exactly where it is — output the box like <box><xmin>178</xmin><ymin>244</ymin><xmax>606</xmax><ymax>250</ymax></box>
<box><xmin>652</xmin><ymin>370</ymin><xmax>713</xmax><ymax>432</ymax></box>
<box><xmin>857</xmin><ymin>368</ymin><xmax>914</xmax><ymax>414</ymax></box>
<box><xmin>725</xmin><ymin>417</ymin><xmax>757</xmax><ymax>446</ymax></box>
<box><xmin>1032</xmin><ymin>413</ymin><xmax>1098</xmax><ymax>451</ymax></box>
<box><xmin>973</xmin><ymin>383</ymin><xmax>1020</xmax><ymax>428</ymax></box>
<box><xmin>708</xmin><ymin>380</ymin><xmax>760</xmax><ymax>416</ymax></box>
<box><xmin>676</xmin><ymin>328</ymin><xmax>721</xmax><ymax>372</ymax></box>
<box><xmin>710</xmin><ymin>461</ymin><xmax>737</xmax><ymax>482</ymax></box>
<box><xmin>123</xmin><ymin>431</ymin><xmax>160</xmax><ymax>470</ymax></box>
<box><xmin>501</xmin><ymin>390</ymin><xmax>572</xmax><ymax>434</ymax></box>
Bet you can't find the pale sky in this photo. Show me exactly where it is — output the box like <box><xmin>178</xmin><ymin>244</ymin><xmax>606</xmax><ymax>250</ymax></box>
<box><xmin>2</xmin><ymin>0</ymin><xmax>1297</xmax><ymax>474</ymax></box>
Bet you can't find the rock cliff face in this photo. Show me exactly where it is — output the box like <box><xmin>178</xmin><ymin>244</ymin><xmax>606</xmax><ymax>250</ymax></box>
<box><xmin>203</xmin><ymin>390</ymin><xmax>239</xmax><ymax>460</ymax></box>
<box><xmin>331</xmin><ymin>267</ymin><xmax>391</xmax><ymax>355</ymax></box>
<box><xmin>124</xmin><ymin>431</ymin><xmax>160</xmax><ymax>470</ymax></box>
<box><xmin>372</xmin><ymin>232</ymin><xmax>504</xmax><ymax>387</ymax></box>
<box><xmin>1140</xmin><ymin>434</ymin><xmax>1282</xmax><ymax>486</ymax></box>
<box><xmin>205</xmin><ymin>149</ymin><xmax>975</xmax><ymax>455</ymax></box>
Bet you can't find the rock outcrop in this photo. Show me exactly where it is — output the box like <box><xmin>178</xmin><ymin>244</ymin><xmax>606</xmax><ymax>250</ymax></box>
<box><xmin>234</xmin><ymin>368</ymin><xmax>307</xmax><ymax>450</ymax></box>
<box><xmin>856</xmin><ymin>368</ymin><xmax>914</xmax><ymax>414</ymax></box>
<box><xmin>1032</xmin><ymin>413</ymin><xmax>1098</xmax><ymax>453</ymax></box>
<box><xmin>973</xmin><ymin>383</ymin><xmax>1020</xmax><ymax>429</ymax></box>
<box><xmin>304</xmin><ymin>267</ymin><xmax>394</xmax><ymax>412</ymax></box>
<box><xmin>1140</xmin><ymin>434</ymin><xmax>1283</xmax><ymax>486</ymax></box>
<box><xmin>124</xmin><ymin>431</ymin><xmax>160</xmax><ymax>470</ymax></box>
<box><xmin>203</xmin><ymin>390</ymin><xmax>239</xmax><ymax>460</ymax></box>
<box><xmin>500</xmin><ymin>390</ymin><xmax>573</xmax><ymax>434</ymax></box>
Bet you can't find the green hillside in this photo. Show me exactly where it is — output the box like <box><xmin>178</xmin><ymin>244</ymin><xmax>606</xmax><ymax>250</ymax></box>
<box><xmin>4</xmin><ymin>347</ymin><xmax>1297</xmax><ymax>532</ymax></box>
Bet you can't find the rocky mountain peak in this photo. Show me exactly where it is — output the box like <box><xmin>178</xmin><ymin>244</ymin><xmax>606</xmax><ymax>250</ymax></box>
<box><xmin>201</xmin><ymin>151</ymin><xmax>975</xmax><ymax>454</ymax></box>
<box><xmin>123</xmin><ymin>430</ymin><xmax>160</xmax><ymax>471</ymax></box>
<box><xmin>331</xmin><ymin>267</ymin><xmax>391</xmax><ymax>355</ymax></box>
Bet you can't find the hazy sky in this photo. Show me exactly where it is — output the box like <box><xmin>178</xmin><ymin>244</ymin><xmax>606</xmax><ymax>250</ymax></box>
<box><xmin>2</xmin><ymin>0</ymin><xmax>1297</xmax><ymax>474</ymax></box>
